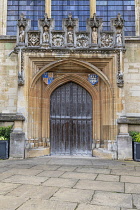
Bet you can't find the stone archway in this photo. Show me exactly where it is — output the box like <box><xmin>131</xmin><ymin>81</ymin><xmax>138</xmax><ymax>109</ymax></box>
<box><xmin>27</xmin><ymin>58</ymin><xmax>114</xmax><ymax>156</ymax></box>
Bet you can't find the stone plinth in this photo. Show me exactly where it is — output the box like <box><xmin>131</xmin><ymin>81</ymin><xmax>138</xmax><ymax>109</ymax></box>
<box><xmin>117</xmin><ymin>134</ymin><xmax>132</xmax><ymax>160</ymax></box>
<box><xmin>10</xmin><ymin>131</ymin><xmax>25</xmax><ymax>159</ymax></box>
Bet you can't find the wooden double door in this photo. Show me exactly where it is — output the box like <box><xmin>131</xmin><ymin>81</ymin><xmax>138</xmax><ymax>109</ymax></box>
<box><xmin>50</xmin><ymin>82</ymin><xmax>92</xmax><ymax>156</ymax></box>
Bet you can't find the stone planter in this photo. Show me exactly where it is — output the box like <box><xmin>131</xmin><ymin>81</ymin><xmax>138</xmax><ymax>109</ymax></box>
<box><xmin>0</xmin><ymin>140</ymin><xmax>9</xmax><ymax>159</ymax></box>
<box><xmin>133</xmin><ymin>142</ymin><xmax>140</xmax><ymax>161</ymax></box>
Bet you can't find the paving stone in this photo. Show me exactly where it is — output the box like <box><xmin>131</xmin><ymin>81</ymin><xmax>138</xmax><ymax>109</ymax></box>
<box><xmin>61</xmin><ymin>171</ymin><xmax>97</xmax><ymax>180</ymax></box>
<box><xmin>3</xmin><ymin>175</ymin><xmax>48</xmax><ymax>185</ymax></box>
<box><xmin>0</xmin><ymin>195</ymin><xmax>28</xmax><ymax>210</ymax></box>
<box><xmin>133</xmin><ymin>194</ymin><xmax>140</xmax><ymax>209</ymax></box>
<box><xmin>121</xmin><ymin>175</ymin><xmax>140</xmax><ymax>183</ymax></box>
<box><xmin>43</xmin><ymin>177</ymin><xmax>78</xmax><ymax>187</ymax></box>
<box><xmin>122</xmin><ymin>209</ymin><xmax>140</xmax><ymax>210</ymax></box>
<box><xmin>31</xmin><ymin>165</ymin><xmax>60</xmax><ymax>170</ymax></box>
<box><xmin>0</xmin><ymin>182</ymin><xmax>20</xmax><ymax>195</ymax></box>
<box><xmin>75</xmin><ymin>167</ymin><xmax>110</xmax><ymax>174</ymax></box>
<box><xmin>48</xmin><ymin>158</ymin><xmax>93</xmax><ymax>166</ymax></box>
<box><xmin>111</xmin><ymin>169</ymin><xmax>140</xmax><ymax>176</ymax></box>
<box><xmin>125</xmin><ymin>183</ymin><xmax>140</xmax><ymax>194</ymax></box>
<box><xmin>96</xmin><ymin>174</ymin><xmax>119</xmax><ymax>182</ymax></box>
<box><xmin>57</xmin><ymin>166</ymin><xmax>77</xmax><ymax>171</ymax></box>
<box><xmin>0</xmin><ymin>171</ymin><xmax>14</xmax><ymax>181</ymax></box>
<box><xmin>37</xmin><ymin>170</ymin><xmax>64</xmax><ymax>177</ymax></box>
<box><xmin>74</xmin><ymin>180</ymin><xmax>124</xmax><ymax>192</ymax></box>
<box><xmin>17</xmin><ymin>199</ymin><xmax>77</xmax><ymax>210</ymax></box>
<box><xmin>7</xmin><ymin>168</ymin><xmax>43</xmax><ymax>176</ymax></box>
<box><xmin>91</xmin><ymin>191</ymin><xmax>132</xmax><ymax>208</ymax></box>
<box><xmin>77</xmin><ymin>204</ymin><xmax>120</xmax><ymax>210</ymax></box>
<box><xmin>7</xmin><ymin>164</ymin><xmax>35</xmax><ymax>169</ymax></box>
<box><xmin>109</xmin><ymin>165</ymin><xmax>135</xmax><ymax>170</ymax></box>
<box><xmin>51</xmin><ymin>188</ymin><xmax>93</xmax><ymax>203</ymax></box>
<box><xmin>0</xmin><ymin>167</ymin><xmax>9</xmax><ymax>173</ymax></box>
<box><xmin>87</xmin><ymin>165</ymin><xmax>109</xmax><ymax>169</ymax></box>
<box><xmin>135</xmin><ymin>167</ymin><xmax>140</xmax><ymax>171</ymax></box>
<box><xmin>7</xmin><ymin>184</ymin><xmax>58</xmax><ymax>199</ymax></box>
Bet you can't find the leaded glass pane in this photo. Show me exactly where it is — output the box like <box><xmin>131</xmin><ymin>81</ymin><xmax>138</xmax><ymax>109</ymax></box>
<box><xmin>51</xmin><ymin>0</ymin><xmax>90</xmax><ymax>31</ymax></box>
<box><xmin>7</xmin><ymin>0</ymin><xmax>45</xmax><ymax>35</ymax></box>
<box><xmin>96</xmin><ymin>0</ymin><xmax>135</xmax><ymax>36</ymax></box>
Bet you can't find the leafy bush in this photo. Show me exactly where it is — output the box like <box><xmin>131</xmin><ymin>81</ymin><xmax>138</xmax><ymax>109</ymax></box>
<box><xmin>0</xmin><ymin>126</ymin><xmax>12</xmax><ymax>140</ymax></box>
<box><xmin>129</xmin><ymin>131</ymin><xmax>140</xmax><ymax>143</ymax></box>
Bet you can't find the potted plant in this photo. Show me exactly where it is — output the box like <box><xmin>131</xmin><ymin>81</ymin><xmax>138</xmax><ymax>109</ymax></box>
<box><xmin>0</xmin><ymin>126</ymin><xmax>12</xmax><ymax>159</ymax></box>
<box><xmin>129</xmin><ymin>131</ymin><xmax>140</xmax><ymax>161</ymax></box>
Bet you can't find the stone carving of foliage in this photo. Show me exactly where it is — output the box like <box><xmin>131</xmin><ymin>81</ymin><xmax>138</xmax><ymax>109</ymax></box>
<box><xmin>76</xmin><ymin>34</ymin><xmax>89</xmax><ymax>48</ymax></box>
<box><xmin>28</xmin><ymin>33</ymin><xmax>40</xmax><ymax>46</ymax></box>
<box><xmin>52</xmin><ymin>34</ymin><xmax>64</xmax><ymax>47</ymax></box>
<box><xmin>101</xmin><ymin>33</ymin><xmax>113</xmax><ymax>48</ymax></box>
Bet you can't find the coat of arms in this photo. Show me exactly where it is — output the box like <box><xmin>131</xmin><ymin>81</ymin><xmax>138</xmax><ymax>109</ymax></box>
<box><xmin>42</xmin><ymin>72</ymin><xmax>54</xmax><ymax>85</ymax></box>
<box><xmin>88</xmin><ymin>74</ymin><xmax>98</xmax><ymax>85</ymax></box>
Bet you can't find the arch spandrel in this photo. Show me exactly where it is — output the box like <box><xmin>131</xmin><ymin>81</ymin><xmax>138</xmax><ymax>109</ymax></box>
<box><xmin>30</xmin><ymin>59</ymin><xmax>112</xmax><ymax>93</ymax></box>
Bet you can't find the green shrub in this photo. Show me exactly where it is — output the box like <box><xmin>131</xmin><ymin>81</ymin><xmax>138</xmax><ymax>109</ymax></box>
<box><xmin>0</xmin><ymin>126</ymin><xmax>12</xmax><ymax>140</ymax></box>
<box><xmin>129</xmin><ymin>131</ymin><xmax>140</xmax><ymax>143</ymax></box>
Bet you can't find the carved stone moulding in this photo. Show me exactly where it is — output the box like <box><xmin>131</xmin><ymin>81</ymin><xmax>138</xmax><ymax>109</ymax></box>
<box><xmin>76</xmin><ymin>32</ymin><xmax>89</xmax><ymax>48</ymax></box>
<box><xmin>52</xmin><ymin>32</ymin><xmax>65</xmax><ymax>47</ymax></box>
<box><xmin>65</xmin><ymin>13</ymin><xmax>76</xmax><ymax>28</ymax></box>
<box><xmin>18</xmin><ymin>72</ymin><xmax>24</xmax><ymax>86</ymax></box>
<box><xmin>117</xmin><ymin>73</ymin><xmax>124</xmax><ymax>88</ymax></box>
<box><xmin>100</xmin><ymin>32</ymin><xmax>114</xmax><ymax>48</ymax></box>
<box><xmin>28</xmin><ymin>31</ymin><xmax>40</xmax><ymax>47</ymax></box>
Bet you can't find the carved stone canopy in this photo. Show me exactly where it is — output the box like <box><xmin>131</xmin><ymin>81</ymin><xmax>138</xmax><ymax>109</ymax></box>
<box><xmin>17</xmin><ymin>13</ymin><xmax>27</xmax><ymax>28</ymax></box>
<box><xmin>65</xmin><ymin>13</ymin><xmax>76</xmax><ymax>28</ymax></box>
<box><xmin>40</xmin><ymin>13</ymin><xmax>51</xmax><ymax>28</ymax></box>
<box><xmin>16</xmin><ymin>13</ymin><xmax>125</xmax><ymax>50</ymax></box>
<box><xmin>89</xmin><ymin>13</ymin><xmax>102</xmax><ymax>29</ymax></box>
<box><xmin>114</xmin><ymin>13</ymin><xmax>124</xmax><ymax>29</ymax></box>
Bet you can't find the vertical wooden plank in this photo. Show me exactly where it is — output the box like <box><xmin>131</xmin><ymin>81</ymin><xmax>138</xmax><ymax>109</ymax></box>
<box><xmin>50</xmin><ymin>82</ymin><xmax>92</xmax><ymax>156</ymax></box>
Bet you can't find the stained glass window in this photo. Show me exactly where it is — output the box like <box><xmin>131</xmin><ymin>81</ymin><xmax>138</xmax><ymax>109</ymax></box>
<box><xmin>7</xmin><ymin>0</ymin><xmax>135</xmax><ymax>36</ymax></box>
<box><xmin>96</xmin><ymin>0</ymin><xmax>135</xmax><ymax>36</ymax></box>
<box><xmin>51</xmin><ymin>0</ymin><xmax>90</xmax><ymax>31</ymax></box>
<box><xmin>7</xmin><ymin>0</ymin><xmax>45</xmax><ymax>35</ymax></box>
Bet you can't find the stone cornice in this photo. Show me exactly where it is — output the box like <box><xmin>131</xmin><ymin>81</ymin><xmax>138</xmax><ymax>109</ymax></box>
<box><xmin>117</xmin><ymin>117</ymin><xmax>140</xmax><ymax>125</ymax></box>
<box><xmin>0</xmin><ymin>113</ymin><xmax>25</xmax><ymax>122</ymax></box>
<box><xmin>125</xmin><ymin>36</ymin><xmax>140</xmax><ymax>43</ymax></box>
<box><xmin>0</xmin><ymin>35</ymin><xmax>16</xmax><ymax>43</ymax></box>
<box><xmin>15</xmin><ymin>47</ymin><xmax>126</xmax><ymax>55</ymax></box>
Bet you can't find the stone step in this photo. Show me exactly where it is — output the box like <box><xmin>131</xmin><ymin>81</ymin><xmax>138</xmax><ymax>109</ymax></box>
<box><xmin>25</xmin><ymin>147</ymin><xmax>50</xmax><ymax>158</ymax></box>
<box><xmin>93</xmin><ymin>148</ymin><xmax>117</xmax><ymax>160</ymax></box>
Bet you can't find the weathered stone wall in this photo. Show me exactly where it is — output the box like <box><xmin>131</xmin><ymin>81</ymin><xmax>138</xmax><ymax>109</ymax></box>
<box><xmin>0</xmin><ymin>38</ymin><xmax>18</xmax><ymax>114</ymax></box>
<box><xmin>124</xmin><ymin>41</ymin><xmax>140</xmax><ymax>119</ymax></box>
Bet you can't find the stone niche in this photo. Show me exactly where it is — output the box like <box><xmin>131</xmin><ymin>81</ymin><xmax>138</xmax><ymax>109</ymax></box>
<box><xmin>16</xmin><ymin>13</ymin><xmax>125</xmax><ymax>50</ymax></box>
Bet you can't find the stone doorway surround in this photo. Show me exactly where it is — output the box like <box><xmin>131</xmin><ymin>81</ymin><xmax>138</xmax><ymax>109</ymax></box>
<box><xmin>9</xmin><ymin>13</ymin><xmax>129</xmax><ymax>159</ymax></box>
<box><xmin>17</xmin><ymin>51</ymin><xmax>119</xmax><ymax>159</ymax></box>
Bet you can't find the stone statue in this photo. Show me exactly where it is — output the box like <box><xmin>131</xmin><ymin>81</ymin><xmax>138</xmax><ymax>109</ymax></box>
<box><xmin>67</xmin><ymin>27</ymin><xmax>74</xmax><ymax>44</ymax></box>
<box><xmin>92</xmin><ymin>27</ymin><xmax>97</xmax><ymax>44</ymax></box>
<box><xmin>43</xmin><ymin>26</ymin><xmax>49</xmax><ymax>43</ymax></box>
<box><xmin>116</xmin><ymin>30</ymin><xmax>122</xmax><ymax>46</ymax></box>
<box><xmin>19</xmin><ymin>26</ymin><xmax>25</xmax><ymax>43</ymax></box>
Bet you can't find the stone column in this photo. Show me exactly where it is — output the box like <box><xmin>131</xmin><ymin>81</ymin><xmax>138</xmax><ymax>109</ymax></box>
<box><xmin>45</xmin><ymin>0</ymin><xmax>51</xmax><ymax>18</ymax></box>
<box><xmin>90</xmin><ymin>0</ymin><xmax>96</xmax><ymax>17</ymax></box>
<box><xmin>117</xmin><ymin>122</ymin><xmax>132</xmax><ymax>160</ymax></box>
<box><xmin>135</xmin><ymin>0</ymin><xmax>140</xmax><ymax>36</ymax></box>
<box><xmin>0</xmin><ymin>0</ymin><xmax>7</xmax><ymax>35</ymax></box>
